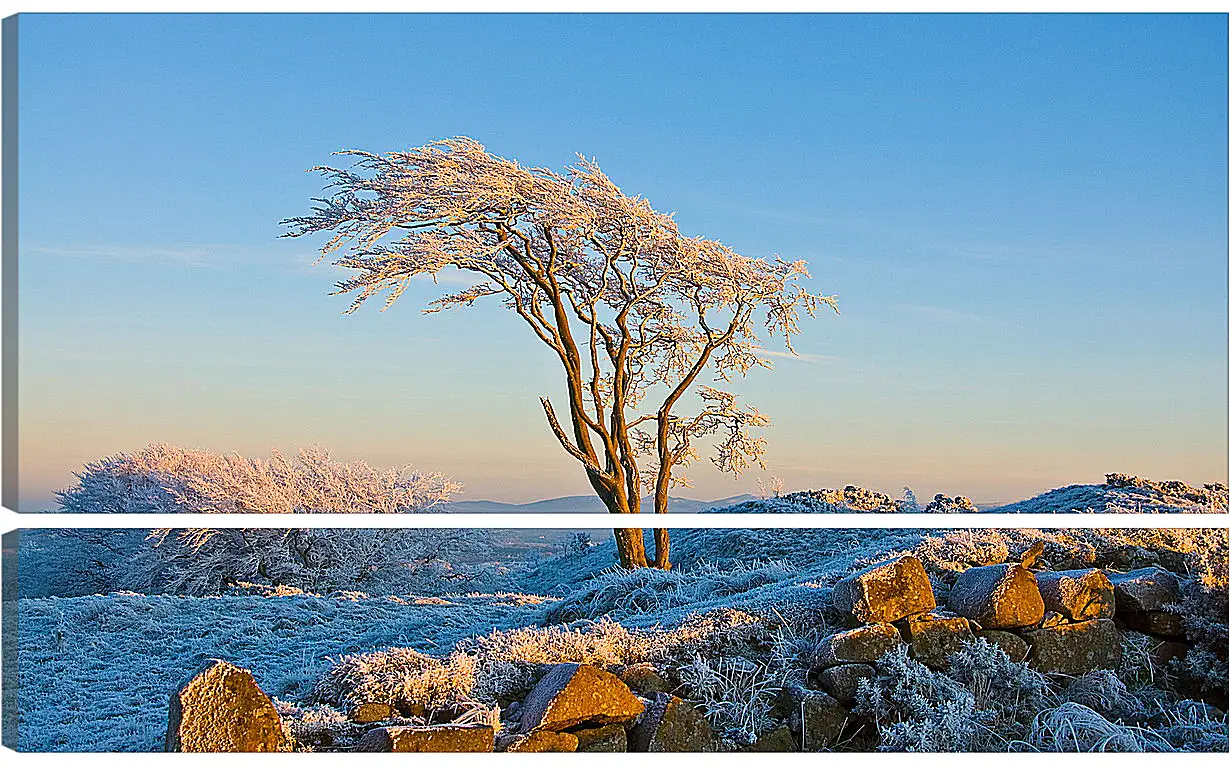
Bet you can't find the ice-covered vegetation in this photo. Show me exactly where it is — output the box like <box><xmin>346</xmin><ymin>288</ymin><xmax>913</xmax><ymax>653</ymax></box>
<box><xmin>17</xmin><ymin>524</ymin><xmax>1229</xmax><ymax>752</ymax></box>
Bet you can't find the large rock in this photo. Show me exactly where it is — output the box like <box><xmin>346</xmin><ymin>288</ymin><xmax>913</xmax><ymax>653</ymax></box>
<box><xmin>975</xmin><ymin>630</ymin><xmax>1030</xmax><ymax>662</ymax></box>
<box><xmin>946</xmin><ymin>563</ymin><xmax>1045</xmax><ymax>629</ymax></box>
<box><xmin>815</xmin><ymin>624</ymin><xmax>903</xmax><ymax>668</ymax></box>
<box><xmin>627</xmin><ymin>692</ymin><xmax>715</xmax><ymax>752</ymax></box>
<box><xmin>1035</xmin><ymin>569</ymin><xmax>1115</xmax><ymax>621</ymax></box>
<box><xmin>356</xmin><ymin>725</ymin><xmax>495</xmax><ymax>752</ymax></box>
<box><xmin>816</xmin><ymin>664</ymin><xmax>876</xmax><ymax>707</ymax></box>
<box><xmin>574</xmin><ymin>724</ymin><xmax>628</xmax><ymax>752</ymax></box>
<box><xmin>166</xmin><ymin>660</ymin><xmax>285</xmax><ymax>752</ymax></box>
<box><xmin>1120</xmin><ymin>610</ymin><xmax>1185</xmax><ymax>639</ymax></box>
<box><xmin>900</xmin><ymin>613</ymin><xmax>975</xmax><ymax>669</ymax></box>
<box><xmin>1110</xmin><ymin>568</ymin><xmax>1182</xmax><ymax>613</ymax></box>
<box><xmin>832</xmin><ymin>555</ymin><xmax>937</xmax><ymax>624</ymax></box>
<box><xmin>616</xmin><ymin>663</ymin><xmax>671</xmax><ymax>694</ymax></box>
<box><xmin>1021</xmin><ymin>619</ymin><xmax>1122</xmax><ymax>675</ymax></box>
<box><xmin>790</xmin><ymin>688</ymin><xmax>848</xmax><ymax>751</ymax></box>
<box><xmin>519</xmin><ymin>663</ymin><xmax>644</xmax><ymax>732</ymax></box>
<box><xmin>500</xmin><ymin>730</ymin><xmax>579</xmax><ymax>752</ymax></box>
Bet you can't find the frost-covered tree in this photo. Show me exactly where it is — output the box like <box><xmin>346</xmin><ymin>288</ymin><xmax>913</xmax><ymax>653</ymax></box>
<box><xmin>284</xmin><ymin>137</ymin><xmax>837</xmax><ymax>569</ymax></box>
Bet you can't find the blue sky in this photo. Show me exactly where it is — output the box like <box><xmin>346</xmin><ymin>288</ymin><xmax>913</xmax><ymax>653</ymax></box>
<box><xmin>14</xmin><ymin>13</ymin><xmax>1228</xmax><ymax>510</ymax></box>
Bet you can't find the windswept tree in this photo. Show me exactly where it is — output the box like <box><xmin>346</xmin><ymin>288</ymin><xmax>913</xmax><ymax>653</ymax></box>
<box><xmin>285</xmin><ymin>137</ymin><xmax>837</xmax><ymax>569</ymax></box>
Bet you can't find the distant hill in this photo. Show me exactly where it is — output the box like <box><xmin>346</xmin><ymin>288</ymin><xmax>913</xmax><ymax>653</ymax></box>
<box><xmin>446</xmin><ymin>494</ymin><xmax>758</xmax><ymax>514</ymax></box>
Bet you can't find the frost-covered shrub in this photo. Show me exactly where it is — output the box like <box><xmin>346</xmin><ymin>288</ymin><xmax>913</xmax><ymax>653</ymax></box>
<box><xmin>17</xmin><ymin>529</ymin><xmax>149</xmax><ymax>597</ymax></box>
<box><xmin>855</xmin><ymin>646</ymin><xmax>984</xmax><ymax>751</ymax></box>
<box><xmin>857</xmin><ymin>640</ymin><xmax>1054</xmax><ymax>751</ymax></box>
<box><xmin>539</xmin><ymin>559</ymin><xmax>797</xmax><ymax>623</ymax></box>
<box><xmin>1174</xmin><ymin>530</ymin><xmax>1229</xmax><ymax>700</ymax></box>
<box><xmin>313</xmin><ymin>647</ymin><xmax>478</xmax><ymax>711</ymax></box>
<box><xmin>120</xmin><ymin>527</ymin><xmax>487</xmax><ymax>596</ymax></box>
<box><xmin>56</xmin><ymin>443</ymin><xmax>460</xmax><ymax>514</ymax></box>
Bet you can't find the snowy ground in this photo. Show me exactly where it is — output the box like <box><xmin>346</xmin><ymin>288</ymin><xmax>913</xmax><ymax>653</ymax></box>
<box><xmin>15</xmin><ymin>593</ymin><xmax>542</xmax><ymax>751</ymax></box>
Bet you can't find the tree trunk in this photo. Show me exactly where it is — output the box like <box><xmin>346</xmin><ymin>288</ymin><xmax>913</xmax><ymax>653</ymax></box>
<box><xmin>652</xmin><ymin>528</ymin><xmax>671</xmax><ymax>570</ymax></box>
<box><xmin>612</xmin><ymin>527</ymin><xmax>649</xmax><ymax>568</ymax></box>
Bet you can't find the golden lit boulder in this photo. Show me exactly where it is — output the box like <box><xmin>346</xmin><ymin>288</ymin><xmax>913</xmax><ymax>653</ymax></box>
<box><xmin>356</xmin><ymin>724</ymin><xmax>495</xmax><ymax>752</ymax></box>
<box><xmin>832</xmin><ymin>555</ymin><xmax>936</xmax><ymax>624</ymax></box>
<box><xmin>500</xmin><ymin>730</ymin><xmax>579</xmax><ymax>752</ymax></box>
<box><xmin>1021</xmin><ymin>619</ymin><xmax>1122</xmax><ymax>675</ymax></box>
<box><xmin>165</xmin><ymin>661</ymin><xmax>286</xmax><ymax>752</ymax></box>
<box><xmin>947</xmin><ymin>563</ymin><xmax>1045</xmax><ymax>629</ymax></box>
<box><xmin>1034</xmin><ymin>569</ymin><xmax>1115</xmax><ymax>621</ymax></box>
<box><xmin>899</xmin><ymin>613</ymin><xmax>975</xmax><ymax>669</ymax></box>
<box><xmin>815</xmin><ymin>623</ymin><xmax>903</xmax><ymax>668</ymax></box>
<box><xmin>519</xmin><ymin>663</ymin><xmax>644</xmax><ymax>732</ymax></box>
<box><xmin>628</xmin><ymin>692</ymin><xmax>716</xmax><ymax>752</ymax></box>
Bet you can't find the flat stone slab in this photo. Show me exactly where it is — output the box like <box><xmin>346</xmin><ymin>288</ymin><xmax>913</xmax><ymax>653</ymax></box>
<box><xmin>1110</xmin><ymin>568</ymin><xmax>1182</xmax><ymax>613</ymax></box>
<box><xmin>832</xmin><ymin>555</ymin><xmax>937</xmax><ymax>624</ymax></box>
<box><xmin>519</xmin><ymin>663</ymin><xmax>645</xmax><ymax>732</ymax></box>
<box><xmin>574</xmin><ymin>724</ymin><xmax>629</xmax><ymax>752</ymax></box>
<box><xmin>816</xmin><ymin>664</ymin><xmax>876</xmax><ymax>707</ymax></box>
<box><xmin>166</xmin><ymin>660</ymin><xmax>285</xmax><ymax>752</ymax></box>
<box><xmin>901</xmin><ymin>613</ymin><xmax>975</xmax><ymax>669</ymax></box>
<box><xmin>627</xmin><ymin>692</ymin><xmax>715</xmax><ymax>752</ymax></box>
<box><xmin>947</xmin><ymin>563</ymin><xmax>1045</xmax><ymax>629</ymax></box>
<box><xmin>1021</xmin><ymin>618</ymin><xmax>1122</xmax><ymax>675</ymax></box>
<box><xmin>815</xmin><ymin>623</ymin><xmax>903</xmax><ymax>668</ymax></box>
<box><xmin>356</xmin><ymin>724</ymin><xmax>495</xmax><ymax>752</ymax></box>
<box><xmin>1035</xmin><ymin>569</ymin><xmax>1115</xmax><ymax>621</ymax></box>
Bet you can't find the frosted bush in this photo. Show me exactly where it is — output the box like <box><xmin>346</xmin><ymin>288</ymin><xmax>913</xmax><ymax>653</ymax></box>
<box><xmin>313</xmin><ymin>647</ymin><xmax>478</xmax><ymax>711</ymax></box>
<box><xmin>856</xmin><ymin>646</ymin><xmax>985</xmax><ymax>751</ymax></box>
<box><xmin>56</xmin><ymin>442</ymin><xmax>461</xmax><ymax>514</ymax></box>
<box><xmin>1174</xmin><ymin>529</ymin><xmax>1229</xmax><ymax>699</ymax></box>
<box><xmin>119</xmin><ymin>527</ymin><xmax>487</xmax><ymax>596</ymax></box>
<box><xmin>858</xmin><ymin>640</ymin><xmax>1055</xmax><ymax>751</ymax></box>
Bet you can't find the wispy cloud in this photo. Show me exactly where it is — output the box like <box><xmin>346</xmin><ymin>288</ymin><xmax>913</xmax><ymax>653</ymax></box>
<box><xmin>755</xmin><ymin>348</ymin><xmax>840</xmax><ymax>364</ymax></box>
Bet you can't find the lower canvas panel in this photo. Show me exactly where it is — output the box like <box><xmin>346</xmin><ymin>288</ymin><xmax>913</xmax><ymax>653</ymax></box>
<box><xmin>3</xmin><ymin>527</ymin><xmax>1227</xmax><ymax>752</ymax></box>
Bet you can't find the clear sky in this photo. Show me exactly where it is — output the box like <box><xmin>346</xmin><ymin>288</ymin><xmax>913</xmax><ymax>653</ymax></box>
<box><xmin>12</xmin><ymin>13</ymin><xmax>1228</xmax><ymax>511</ymax></box>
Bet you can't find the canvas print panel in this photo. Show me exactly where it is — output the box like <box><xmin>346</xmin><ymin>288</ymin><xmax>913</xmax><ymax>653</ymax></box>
<box><xmin>6</xmin><ymin>527</ymin><xmax>1228</xmax><ymax>752</ymax></box>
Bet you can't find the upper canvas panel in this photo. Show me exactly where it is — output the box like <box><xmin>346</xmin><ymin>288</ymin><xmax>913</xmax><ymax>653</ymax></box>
<box><xmin>5</xmin><ymin>13</ymin><xmax>1226</xmax><ymax>513</ymax></box>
